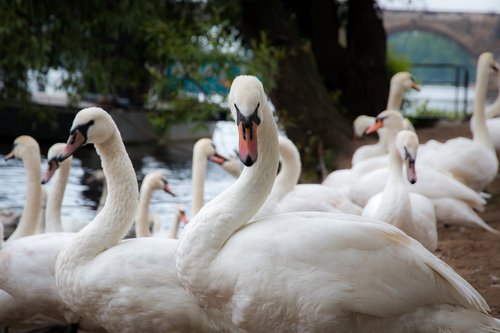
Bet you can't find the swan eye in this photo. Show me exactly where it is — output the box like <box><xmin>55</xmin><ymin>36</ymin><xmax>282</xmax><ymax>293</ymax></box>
<box><xmin>403</xmin><ymin>146</ymin><xmax>415</xmax><ymax>164</ymax></box>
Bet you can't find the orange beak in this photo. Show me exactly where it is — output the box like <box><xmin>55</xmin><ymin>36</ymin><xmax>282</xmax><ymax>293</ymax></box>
<box><xmin>208</xmin><ymin>152</ymin><xmax>228</xmax><ymax>165</ymax></box>
<box><xmin>411</xmin><ymin>82</ymin><xmax>421</xmax><ymax>91</ymax></box>
<box><xmin>239</xmin><ymin>121</ymin><xmax>258</xmax><ymax>167</ymax></box>
<box><xmin>162</xmin><ymin>182</ymin><xmax>175</xmax><ymax>197</ymax></box>
<box><xmin>405</xmin><ymin>158</ymin><xmax>417</xmax><ymax>184</ymax></box>
<box><xmin>4</xmin><ymin>150</ymin><xmax>15</xmax><ymax>161</ymax></box>
<box><xmin>179</xmin><ymin>211</ymin><xmax>188</xmax><ymax>224</ymax></box>
<box><xmin>41</xmin><ymin>159</ymin><xmax>59</xmax><ymax>184</ymax></box>
<box><xmin>365</xmin><ymin>119</ymin><xmax>384</xmax><ymax>135</ymax></box>
<box><xmin>58</xmin><ymin>129</ymin><xmax>86</xmax><ymax>162</ymax></box>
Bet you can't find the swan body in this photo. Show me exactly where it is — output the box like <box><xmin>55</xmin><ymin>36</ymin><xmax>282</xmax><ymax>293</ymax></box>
<box><xmin>0</xmin><ymin>143</ymin><xmax>104</xmax><ymax>331</ymax></box>
<box><xmin>257</xmin><ymin>136</ymin><xmax>362</xmax><ymax>217</ymax></box>
<box><xmin>55</xmin><ymin>107</ymin><xmax>226</xmax><ymax>333</ymax></box>
<box><xmin>362</xmin><ymin>130</ymin><xmax>437</xmax><ymax>251</ymax></box>
<box><xmin>418</xmin><ymin>52</ymin><xmax>499</xmax><ymax>191</ymax></box>
<box><xmin>176</xmin><ymin>75</ymin><xmax>499</xmax><ymax>332</ymax></box>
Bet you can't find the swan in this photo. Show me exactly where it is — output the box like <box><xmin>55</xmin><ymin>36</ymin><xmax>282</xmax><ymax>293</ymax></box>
<box><xmin>135</xmin><ymin>171</ymin><xmax>184</xmax><ymax>238</ymax></box>
<box><xmin>176</xmin><ymin>75</ymin><xmax>500</xmax><ymax>332</ymax></box>
<box><xmin>42</xmin><ymin>143</ymin><xmax>89</xmax><ymax>233</ymax></box>
<box><xmin>3</xmin><ymin>135</ymin><xmax>43</xmax><ymax>243</ymax></box>
<box><xmin>471</xmin><ymin>70</ymin><xmax>500</xmax><ymax>151</ymax></box>
<box><xmin>418</xmin><ymin>52</ymin><xmax>499</xmax><ymax>191</ymax></box>
<box><xmin>54</xmin><ymin>107</ymin><xmax>227</xmax><ymax>333</ymax></box>
<box><xmin>350</xmin><ymin>72</ymin><xmax>419</xmax><ymax>166</ymax></box>
<box><xmin>349</xmin><ymin>110</ymin><xmax>488</xmax><ymax>213</ymax></box>
<box><xmin>149</xmin><ymin>204</ymin><xmax>189</xmax><ymax>239</ymax></box>
<box><xmin>362</xmin><ymin>130</ymin><xmax>438</xmax><ymax>251</ymax></box>
<box><xmin>0</xmin><ymin>143</ymin><xmax>105</xmax><ymax>332</ymax></box>
<box><xmin>191</xmin><ymin>137</ymin><xmax>241</xmax><ymax>216</ymax></box>
<box><xmin>255</xmin><ymin>136</ymin><xmax>361</xmax><ymax>217</ymax></box>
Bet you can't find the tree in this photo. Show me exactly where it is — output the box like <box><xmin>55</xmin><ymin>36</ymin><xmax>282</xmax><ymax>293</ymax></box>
<box><xmin>226</xmin><ymin>0</ymin><xmax>389</xmax><ymax>177</ymax></box>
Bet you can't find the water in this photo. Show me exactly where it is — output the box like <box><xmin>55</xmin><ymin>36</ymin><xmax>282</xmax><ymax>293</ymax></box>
<box><xmin>0</xmin><ymin>121</ymin><xmax>239</xmax><ymax>236</ymax></box>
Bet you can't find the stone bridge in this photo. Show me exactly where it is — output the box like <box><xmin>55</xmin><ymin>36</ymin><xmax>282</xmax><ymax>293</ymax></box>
<box><xmin>383</xmin><ymin>10</ymin><xmax>500</xmax><ymax>60</ymax></box>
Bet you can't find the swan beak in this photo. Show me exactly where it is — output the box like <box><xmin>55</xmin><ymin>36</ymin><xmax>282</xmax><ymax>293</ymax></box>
<box><xmin>405</xmin><ymin>157</ymin><xmax>417</xmax><ymax>184</ymax></box>
<box><xmin>208</xmin><ymin>152</ymin><xmax>228</xmax><ymax>165</ymax></box>
<box><xmin>179</xmin><ymin>211</ymin><xmax>188</xmax><ymax>224</ymax></box>
<box><xmin>41</xmin><ymin>159</ymin><xmax>59</xmax><ymax>185</ymax></box>
<box><xmin>365</xmin><ymin>119</ymin><xmax>383</xmax><ymax>135</ymax></box>
<box><xmin>238</xmin><ymin>122</ymin><xmax>258</xmax><ymax>167</ymax></box>
<box><xmin>411</xmin><ymin>82</ymin><xmax>421</xmax><ymax>91</ymax></box>
<box><xmin>58</xmin><ymin>129</ymin><xmax>86</xmax><ymax>162</ymax></box>
<box><xmin>4</xmin><ymin>151</ymin><xmax>15</xmax><ymax>161</ymax></box>
<box><xmin>492</xmin><ymin>62</ymin><xmax>500</xmax><ymax>72</ymax></box>
<box><xmin>162</xmin><ymin>183</ymin><xmax>175</xmax><ymax>197</ymax></box>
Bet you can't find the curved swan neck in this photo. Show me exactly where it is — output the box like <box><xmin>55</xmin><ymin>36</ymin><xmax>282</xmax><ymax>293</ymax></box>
<box><xmin>387</xmin><ymin>82</ymin><xmax>404</xmax><ymax>110</ymax></box>
<box><xmin>472</xmin><ymin>57</ymin><xmax>495</xmax><ymax>153</ymax></box>
<box><xmin>177</xmin><ymin>101</ymin><xmax>279</xmax><ymax>294</ymax></box>
<box><xmin>169</xmin><ymin>215</ymin><xmax>180</xmax><ymax>239</ymax></box>
<box><xmin>61</xmin><ymin>130</ymin><xmax>138</xmax><ymax>262</ymax></box>
<box><xmin>45</xmin><ymin>159</ymin><xmax>71</xmax><ymax>232</ymax></box>
<box><xmin>136</xmin><ymin>183</ymin><xmax>154</xmax><ymax>237</ymax></box>
<box><xmin>191</xmin><ymin>148</ymin><xmax>208</xmax><ymax>216</ymax></box>
<box><xmin>7</xmin><ymin>150</ymin><xmax>43</xmax><ymax>243</ymax></box>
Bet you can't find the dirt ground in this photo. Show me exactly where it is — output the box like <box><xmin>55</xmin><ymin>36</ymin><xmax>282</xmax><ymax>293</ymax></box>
<box><xmin>338</xmin><ymin>119</ymin><xmax>500</xmax><ymax>316</ymax></box>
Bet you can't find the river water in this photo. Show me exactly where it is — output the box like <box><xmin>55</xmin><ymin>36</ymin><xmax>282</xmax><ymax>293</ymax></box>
<box><xmin>0</xmin><ymin>121</ymin><xmax>239</xmax><ymax>236</ymax></box>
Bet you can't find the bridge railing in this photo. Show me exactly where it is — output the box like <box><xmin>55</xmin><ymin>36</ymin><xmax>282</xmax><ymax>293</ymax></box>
<box><xmin>405</xmin><ymin>63</ymin><xmax>470</xmax><ymax>120</ymax></box>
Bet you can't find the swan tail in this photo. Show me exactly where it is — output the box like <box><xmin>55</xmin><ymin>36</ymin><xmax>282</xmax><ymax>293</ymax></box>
<box><xmin>429</xmin><ymin>306</ymin><xmax>500</xmax><ymax>332</ymax></box>
<box><xmin>409</xmin><ymin>239</ymin><xmax>491</xmax><ymax>313</ymax></box>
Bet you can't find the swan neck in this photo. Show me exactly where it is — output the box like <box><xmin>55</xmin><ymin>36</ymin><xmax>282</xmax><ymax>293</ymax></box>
<box><xmin>191</xmin><ymin>149</ymin><xmax>207</xmax><ymax>216</ymax></box>
<box><xmin>177</xmin><ymin>103</ymin><xmax>279</xmax><ymax>296</ymax></box>
<box><xmin>7</xmin><ymin>150</ymin><xmax>43</xmax><ymax>242</ymax></box>
<box><xmin>169</xmin><ymin>216</ymin><xmax>180</xmax><ymax>239</ymax></box>
<box><xmin>387</xmin><ymin>145</ymin><xmax>404</xmax><ymax>186</ymax></box>
<box><xmin>45</xmin><ymin>160</ymin><xmax>71</xmax><ymax>232</ymax></box>
<box><xmin>472</xmin><ymin>59</ymin><xmax>495</xmax><ymax>153</ymax></box>
<box><xmin>60</xmin><ymin>131</ymin><xmax>138</xmax><ymax>263</ymax></box>
<box><xmin>387</xmin><ymin>82</ymin><xmax>404</xmax><ymax>110</ymax></box>
<box><xmin>135</xmin><ymin>184</ymin><xmax>153</xmax><ymax>237</ymax></box>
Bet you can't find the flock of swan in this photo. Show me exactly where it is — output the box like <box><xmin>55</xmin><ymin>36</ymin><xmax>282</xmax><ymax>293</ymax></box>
<box><xmin>1</xmin><ymin>51</ymin><xmax>500</xmax><ymax>332</ymax></box>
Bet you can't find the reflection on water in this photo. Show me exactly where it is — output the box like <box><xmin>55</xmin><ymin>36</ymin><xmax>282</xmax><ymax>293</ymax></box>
<box><xmin>0</xmin><ymin>121</ymin><xmax>239</xmax><ymax>236</ymax></box>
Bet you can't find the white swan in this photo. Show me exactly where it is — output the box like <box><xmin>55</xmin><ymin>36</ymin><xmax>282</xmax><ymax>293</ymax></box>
<box><xmin>85</xmin><ymin>169</ymin><xmax>107</xmax><ymax>213</ymax></box>
<box><xmin>176</xmin><ymin>75</ymin><xmax>499</xmax><ymax>332</ymax></box>
<box><xmin>3</xmin><ymin>135</ymin><xmax>43</xmax><ymax>243</ymax></box>
<box><xmin>0</xmin><ymin>143</ymin><xmax>104</xmax><ymax>332</ymax></box>
<box><xmin>190</xmin><ymin>137</ymin><xmax>241</xmax><ymax>216</ymax></box>
<box><xmin>149</xmin><ymin>204</ymin><xmax>188</xmax><ymax>239</ymax></box>
<box><xmin>418</xmin><ymin>52</ymin><xmax>499</xmax><ymax>191</ymax></box>
<box><xmin>54</xmin><ymin>107</ymin><xmax>226</xmax><ymax>333</ymax></box>
<box><xmin>362</xmin><ymin>130</ymin><xmax>438</xmax><ymax>251</ymax></box>
<box><xmin>42</xmin><ymin>143</ymin><xmax>89</xmax><ymax>233</ymax></box>
<box><xmin>349</xmin><ymin>110</ymin><xmax>487</xmax><ymax>212</ymax></box>
<box><xmin>350</xmin><ymin>72</ymin><xmax>419</xmax><ymax>166</ymax></box>
<box><xmin>255</xmin><ymin>136</ymin><xmax>361</xmax><ymax>217</ymax></box>
<box><xmin>135</xmin><ymin>171</ymin><xmax>183</xmax><ymax>238</ymax></box>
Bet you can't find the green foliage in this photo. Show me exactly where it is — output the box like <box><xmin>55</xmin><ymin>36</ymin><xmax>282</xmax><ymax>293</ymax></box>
<box><xmin>386</xmin><ymin>47</ymin><xmax>412</xmax><ymax>77</ymax></box>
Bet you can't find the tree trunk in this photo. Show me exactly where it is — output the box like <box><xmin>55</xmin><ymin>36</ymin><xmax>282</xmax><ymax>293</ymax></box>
<box><xmin>240</xmin><ymin>0</ymin><xmax>353</xmax><ymax>176</ymax></box>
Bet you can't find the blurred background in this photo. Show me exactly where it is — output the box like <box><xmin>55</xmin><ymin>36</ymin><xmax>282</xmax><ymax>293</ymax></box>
<box><xmin>0</xmin><ymin>0</ymin><xmax>499</xmax><ymax>230</ymax></box>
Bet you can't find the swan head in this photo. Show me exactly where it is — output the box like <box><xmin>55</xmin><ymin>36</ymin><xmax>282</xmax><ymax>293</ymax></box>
<box><xmin>4</xmin><ymin>135</ymin><xmax>39</xmax><ymax>161</ymax></box>
<box><xmin>142</xmin><ymin>171</ymin><xmax>175</xmax><ymax>196</ymax></box>
<box><xmin>365</xmin><ymin>110</ymin><xmax>404</xmax><ymax>135</ymax></box>
<box><xmin>478</xmin><ymin>52</ymin><xmax>500</xmax><ymax>73</ymax></box>
<box><xmin>58</xmin><ymin>107</ymin><xmax>115</xmax><ymax>162</ymax></box>
<box><xmin>395</xmin><ymin>130</ymin><xmax>419</xmax><ymax>184</ymax></box>
<box><xmin>41</xmin><ymin>143</ymin><xmax>73</xmax><ymax>184</ymax></box>
<box><xmin>176</xmin><ymin>204</ymin><xmax>188</xmax><ymax>224</ymax></box>
<box><xmin>353</xmin><ymin>115</ymin><xmax>376</xmax><ymax>138</ymax></box>
<box><xmin>390</xmin><ymin>72</ymin><xmax>420</xmax><ymax>92</ymax></box>
<box><xmin>228</xmin><ymin>75</ymin><xmax>266</xmax><ymax>167</ymax></box>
